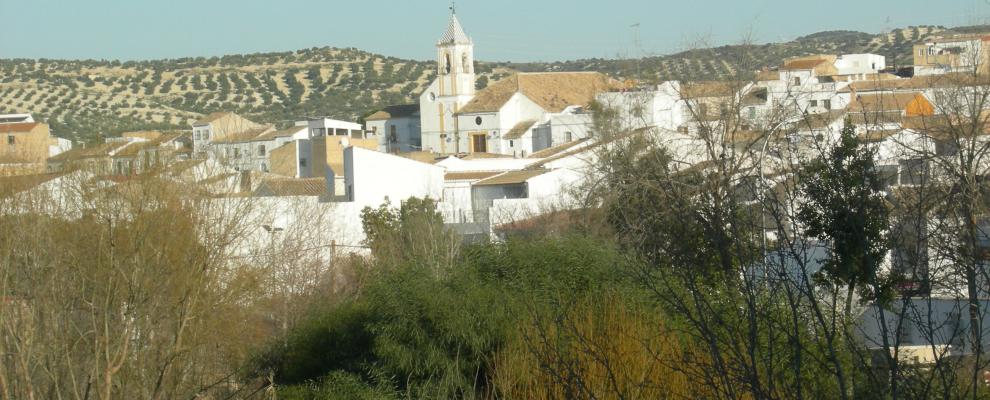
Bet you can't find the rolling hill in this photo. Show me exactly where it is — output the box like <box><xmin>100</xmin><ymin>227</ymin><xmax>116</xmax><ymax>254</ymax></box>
<box><xmin>0</xmin><ymin>24</ymin><xmax>975</xmax><ymax>144</ymax></box>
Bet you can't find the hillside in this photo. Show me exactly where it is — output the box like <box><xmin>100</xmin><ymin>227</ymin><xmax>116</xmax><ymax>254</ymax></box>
<box><xmin>0</xmin><ymin>24</ymin><xmax>967</xmax><ymax>143</ymax></box>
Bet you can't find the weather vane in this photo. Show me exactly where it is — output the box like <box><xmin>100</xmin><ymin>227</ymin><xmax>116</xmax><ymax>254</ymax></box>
<box><xmin>450</xmin><ymin>1</ymin><xmax>456</xmax><ymax>15</ymax></box>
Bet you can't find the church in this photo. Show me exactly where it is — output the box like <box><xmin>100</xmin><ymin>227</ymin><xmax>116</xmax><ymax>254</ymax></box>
<box><xmin>372</xmin><ymin>9</ymin><xmax>619</xmax><ymax>157</ymax></box>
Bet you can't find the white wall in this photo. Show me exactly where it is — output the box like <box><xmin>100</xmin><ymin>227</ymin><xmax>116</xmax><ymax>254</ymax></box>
<box><xmin>834</xmin><ymin>54</ymin><xmax>886</xmax><ymax>75</ymax></box>
<box><xmin>343</xmin><ymin>146</ymin><xmax>444</xmax><ymax>208</ymax></box>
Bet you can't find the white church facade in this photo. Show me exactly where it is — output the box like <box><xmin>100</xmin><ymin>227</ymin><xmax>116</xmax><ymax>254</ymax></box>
<box><xmin>368</xmin><ymin>10</ymin><xmax>619</xmax><ymax>157</ymax></box>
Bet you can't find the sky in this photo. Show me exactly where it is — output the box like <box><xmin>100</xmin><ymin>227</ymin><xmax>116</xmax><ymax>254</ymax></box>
<box><xmin>0</xmin><ymin>0</ymin><xmax>985</xmax><ymax>62</ymax></box>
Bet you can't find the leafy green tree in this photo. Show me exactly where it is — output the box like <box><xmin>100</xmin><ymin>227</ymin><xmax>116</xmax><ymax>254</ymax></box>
<box><xmin>797</xmin><ymin>119</ymin><xmax>891</xmax><ymax>314</ymax></box>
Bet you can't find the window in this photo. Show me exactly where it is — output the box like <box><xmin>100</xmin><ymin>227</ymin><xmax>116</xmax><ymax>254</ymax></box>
<box><xmin>875</xmin><ymin>165</ymin><xmax>899</xmax><ymax>188</ymax></box>
<box><xmin>389</xmin><ymin>125</ymin><xmax>397</xmax><ymax>143</ymax></box>
<box><xmin>898</xmin><ymin>321</ymin><xmax>913</xmax><ymax>345</ymax></box>
<box><xmin>565</xmin><ymin>131</ymin><xmax>573</xmax><ymax>142</ymax></box>
<box><xmin>899</xmin><ymin>159</ymin><xmax>926</xmax><ymax>185</ymax></box>
<box><xmin>509</xmin><ymin>140</ymin><xmax>514</xmax><ymax>147</ymax></box>
<box><xmin>444</xmin><ymin>53</ymin><xmax>452</xmax><ymax>74</ymax></box>
<box><xmin>261</xmin><ymin>163</ymin><xmax>269</xmax><ymax>173</ymax></box>
<box><xmin>233</xmin><ymin>148</ymin><xmax>240</xmax><ymax>158</ymax></box>
<box><xmin>810</xmin><ymin>100</ymin><xmax>818</xmax><ymax>107</ymax></box>
<box><xmin>462</xmin><ymin>53</ymin><xmax>470</xmax><ymax>72</ymax></box>
<box><xmin>747</xmin><ymin>107</ymin><xmax>756</xmax><ymax>119</ymax></box>
<box><xmin>793</xmin><ymin>77</ymin><xmax>801</xmax><ymax>86</ymax></box>
<box><xmin>258</xmin><ymin>145</ymin><xmax>266</xmax><ymax>156</ymax></box>
<box><xmin>823</xmin><ymin>99</ymin><xmax>832</xmax><ymax>109</ymax></box>
<box><xmin>919</xmin><ymin>49</ymin><xmax>924</xmax><ymax>56</ymax></box>
<box><xmin>936</xmin><ymin>140</ymin><xmax>958</xmax><ymax>156</ymax></box>
<box><xmin>6</xmin><ymin>135</ymin><xmax>13</xmax><ymax>145</ymax></box>
<box><xmin>299</xmin><ymin>158</ymin><xmax>308</xmax><ymax>168</ymax></box>
<box><xmin>696</xmin><ymin>103</ymin><xmax>709</xmax><ymax>117</ymax></box>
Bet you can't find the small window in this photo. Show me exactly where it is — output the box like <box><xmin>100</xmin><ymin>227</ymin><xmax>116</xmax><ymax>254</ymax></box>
<box><xmin>793</xmin><ymin>77</ymin><xmax>801</xmax><ymax>86</ymax></box>
<box><xmin>565</xmin><ymin>131</ymin><xmax>573</xmax><ymax>142</ymax></box>
<box><xmin>258</xmin><ymin>145</ymin><xmax>266</xmax><ymax>156</ymax></box>
<box><xmin>509</xmin><ymin>140</ymin><xmax>514</xmax><ymax>147</ymax></box>
<box><xmin>823</xmin><ymin>99</ymin><xmax>832</xmax><ymax>109</ymax></box>
<box><xmin>475</xmin><ymin>116</ymin><xmax>482</xmax><ymax>126</ymax></box>
<box><xmin>900</xmin><ymin>159</ymin><xmax>926</xmax><ymax>185</ymax></box>
<box><xmin>233</xmin><ymin>148</ymin><xmax>240</xmax><ymax>158</ymax></box>
<box><xmin>299</xmin><ymin>158</ymin><xmax>308</xmax><ymax>168</ymax></box>
<box><xmin>810</xmin><ymin>100</ymin><xmax>818</xmax><ymax>107</ymax></box>
<box><xmin>261</xmin><ymin>163</ymin><xmax>269</xmax><ymax>172</ymax></box>
<box><xmin>6</xmin><ymin>135</ymin><xmax>14</xmax><ymax>145</ymax></box>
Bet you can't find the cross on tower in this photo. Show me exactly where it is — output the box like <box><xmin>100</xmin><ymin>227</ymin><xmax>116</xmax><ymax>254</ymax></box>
<box><xmin>450</xmin><ymin>1</ymin><xmax>456</xmax><ymax>15</ymax></box>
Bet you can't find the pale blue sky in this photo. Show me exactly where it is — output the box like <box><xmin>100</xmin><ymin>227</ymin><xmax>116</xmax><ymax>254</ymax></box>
<box><xmin>0</xmin><ymin>0</ymin><xmax>984</xmax><ymax>62</ymax></box>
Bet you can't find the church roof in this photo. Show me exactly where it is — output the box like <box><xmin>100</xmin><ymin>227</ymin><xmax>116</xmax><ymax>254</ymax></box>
<box><xmin>458</xmin><ymin>72</ymin><xmax>619</xmax><ymax>114</ymax></box>
<box><xmin>438</xmin><ymin>14</ymin><xmax>471</xmax><ymax>45</ymax></box>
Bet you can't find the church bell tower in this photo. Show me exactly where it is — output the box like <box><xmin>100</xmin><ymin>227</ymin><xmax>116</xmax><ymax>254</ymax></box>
<box><xmin>436</xmin><ymin>9</ymin><xmax>475</xmax><ymax>98</ymax></box>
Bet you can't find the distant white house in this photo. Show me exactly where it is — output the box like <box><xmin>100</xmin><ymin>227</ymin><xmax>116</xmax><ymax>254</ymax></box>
<box><xmin>364</xmin><ymin>104</ymin><xmax>422</xmax><ymax>153</ymax></box>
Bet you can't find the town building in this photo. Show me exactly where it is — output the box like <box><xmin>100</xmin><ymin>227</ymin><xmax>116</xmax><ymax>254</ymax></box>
<box><xmin>0</xmin><ymin>119</ymin><xmax>59</xmax><ymax>175</ymax></box>
<box><xmin>365</xmin><ymin>104</ymin><xmax>422</xmax><ymax>153</ymax></box>
<box><xmin>913</xmin><ymin>34</ymin><xmax>990</xmax><ymax>76</ymax></box>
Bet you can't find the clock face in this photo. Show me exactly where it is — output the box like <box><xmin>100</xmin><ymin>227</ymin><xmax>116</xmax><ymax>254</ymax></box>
<box><xmin>429</xmin><ymin>92</ymin><xmax>437</xmax><ymax>101</ymax></box>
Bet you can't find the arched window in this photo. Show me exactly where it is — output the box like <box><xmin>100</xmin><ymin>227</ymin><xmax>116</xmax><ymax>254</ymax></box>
<box><xmin>444</xmin><ymin>53</ymin><xmax>452</xmax><ymax>74</ymax></box>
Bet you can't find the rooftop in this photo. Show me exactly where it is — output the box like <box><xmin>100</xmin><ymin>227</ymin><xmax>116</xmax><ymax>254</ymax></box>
<box><xmin>459</xmin><ymin>72</ymin><xmax>618</xmax><ymax>114</ymax></box>
<box><xmin>438</xmin><ymin>14</ymin><xmax>472</xmax><ymax>45</ymax></box>
<box><xmin>253</xmin><ymin>178</ymin><xmax>328</xmax><ymax>197</ymax></box>
<box><xmin>365</xmin><ymin>104</ymin><xmax>420</xmax><ymax>121</ymax></box>
<box><xmin>503</xmin><ymin>120</ymin><xmax>538</xmax><ymax>140</ymax></box>
<box><xmin>192</xmin><ymin>111</ymin><xmax>235</xmax><ymax>126</ymax></box>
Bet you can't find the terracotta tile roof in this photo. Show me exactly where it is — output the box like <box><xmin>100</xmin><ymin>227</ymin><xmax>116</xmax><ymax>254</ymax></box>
<box><xmin>839</xmin><ymin>73</ymin><xmax>987</xmax><ymax>93</ymax></box>
<box><xmin>679</xmin><ymin>81</ymin><xmax>741</xmax><ymax>99</ymax></box>
<box><xmin>398</xmin><ymin>151</ymin><xmax>439</xmax><ymax>163</ymax></box>
<box><xmin>197</xmin><ymin>172</ymin><xmax>238</xmax><ymax>186</ymax></box>
<box><xmin>113</xmin><ymin>133</ymin><xmax>182</xmax><ymax>157</ymax></box>
<box><xmin>901</xmin><ymin>114</ymin><xmax>990</xmax><ymax>139</ymax></box>
<box><xmin>211</xmin><ymin>126</ymin><xmax>275</xmax><ymax>144</ymax></box>
<box><xmin>782</xmin><ymin>59</ymin><xmax>829</xmax><ymax>70</ymax></box>
<box><xmin>254</xmin><ymin>126</ymin><xmax>305</xmax><ymax>141</ymax></box>
<box><xmin>459</xmin><ymin>72</ymin><xmax>618</xmax><ymax>114</ymax></box>
<box><xmin>755</xmin><ymin>70</ymin><xmax>780</xmax><ymax>81</ymax></box>
<box><xmin>527</xmin><ymin>138</ymin><xmax>590</xmax><ymax>159</ymax></box>
<box><xmin>849</xmin><ymin>92</ymin><xmax>926</xmax><ymax>114</ymax></box>
<box><xmin>780</xmin><ymin>55</ymin><xmax>838</xmax><ymax>74</ymax></box>
<box><xmin>48</xmin><ymin>141</ymin><xmax>130</xmax><ymax>162</ymax></box>
<box><xmin>503</xmin><ymin>120</ymin><xmax>538</xmax><ymax>140</ymax></box>
<box><xmin>858</xmin><ymin>129</ymin><xmax>901</xmax><ymax>143</ymax></box>
<box><xmin>461</xmin><ymin>152</ymin><xmax>514</xmax><ymax>160</ymax></box>
<box><xmin>192</xmin><ymin>112</ymin><xmax>234</xmax><ymax>126</ymax></box>
<box><xmin>0</xmin><ymin>123</ymin><xmax>40</xmax><ymax>133</ymax></box>
<box><xmin>473</xmin><ymin>169</ymin><xmax>550</xmax><ymax>186</ymax></box>
<box><xmin>253</xmin><ymin>178</ymin><xmax>327</xmax><ymax>197</ymax></box>
<box><xmin>724</xmin><ymin>130</ymin><xmax>771</xmax><ymax>144</ymax></box>
<box><xmin>444</xmin><ymin>171</ymin><xmax>502</xmax><ymax>181</ymax></box>
<box><xmin>741</xmin><ymin>87</ymin><xmax>768</xmax><ymax>106</ymax></box>
<box><xmin>365</xmin><ymin>104</ymin><xmax>420</xmax><ymax>121</ymax></box>
<box><xmin>0</xmin><ymin>172</ymin><xmax>66</xmax><ymax>197</ymax></box>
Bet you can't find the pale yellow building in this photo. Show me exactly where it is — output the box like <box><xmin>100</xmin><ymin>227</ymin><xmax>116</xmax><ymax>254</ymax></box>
<box><xmin>0</xmin><ymin>122</ymin><xmax>52</xmax><ymax>176</ymax></box>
